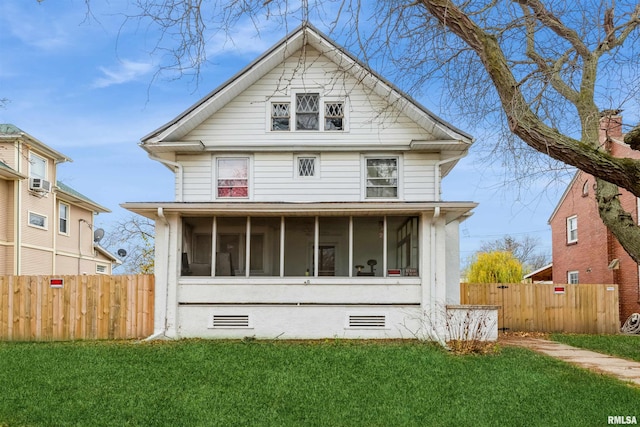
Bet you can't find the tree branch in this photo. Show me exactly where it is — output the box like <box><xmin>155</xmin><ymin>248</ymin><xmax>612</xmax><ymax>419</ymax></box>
<box><xmin>419</xmin><ymin>0</ymin><xmax>640</xmax><ymax>198</ymax></box>
<box><xmin>514</xmin><ymin>0</ymin><xmax>590</xmax><ymax>58</ymax></box>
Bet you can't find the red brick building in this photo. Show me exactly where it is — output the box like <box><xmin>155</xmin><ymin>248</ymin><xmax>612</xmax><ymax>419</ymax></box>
<box><xmin>549</xmin><ymin>115</ymin><xmax>640</xmax><ymax>325</ymax></box>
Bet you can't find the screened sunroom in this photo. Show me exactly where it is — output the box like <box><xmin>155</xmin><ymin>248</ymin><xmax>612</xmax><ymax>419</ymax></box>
<box><xmin>180</xmin><ymin>215</ymin><xmax>420</xmax><ymax>278</ymax></box>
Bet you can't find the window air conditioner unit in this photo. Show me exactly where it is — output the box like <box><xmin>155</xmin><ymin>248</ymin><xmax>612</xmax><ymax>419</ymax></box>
<box><xmin>29</xmin><ymin>178</ymin><xmax>51</xmax><ymax>192</ymax></box>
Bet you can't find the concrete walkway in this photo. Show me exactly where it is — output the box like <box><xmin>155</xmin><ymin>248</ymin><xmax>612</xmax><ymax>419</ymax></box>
<box><xmin>504</xmin><ymin>337</ymin><xmax>640</xmax><ymax>387</ymax></box>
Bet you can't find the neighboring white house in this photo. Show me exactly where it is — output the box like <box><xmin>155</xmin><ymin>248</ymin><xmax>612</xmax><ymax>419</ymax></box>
<box><xmin>123</xmin><ymin>24</ymin><xmax>486</xmax><ymax>340</ymax></box>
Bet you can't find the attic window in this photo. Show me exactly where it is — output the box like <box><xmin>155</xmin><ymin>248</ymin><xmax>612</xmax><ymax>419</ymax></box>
<box><xmin>271</xmin><ymin>103</ymin><xmax>290</xmax><ymax>131</ymax></box>
<box><xmin>325</xmin><ymin>102</ymin><xmax>344</xmax><ymax>130</ymax></box>
<box><xmin>296</xmin><ymin>93</ymin><xmax>319</xmax><ymax>130</ymax></box>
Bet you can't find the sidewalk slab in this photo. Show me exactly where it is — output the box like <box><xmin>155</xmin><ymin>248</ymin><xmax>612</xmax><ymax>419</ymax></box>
<box><xmin>504</xmin><ymin>338</ymin><xmax>640</xmax><ymax>387</ymax></box>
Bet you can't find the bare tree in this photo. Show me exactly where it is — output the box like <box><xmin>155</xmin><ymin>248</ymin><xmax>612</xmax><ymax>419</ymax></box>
<box><xmin>102</xmin><ymin>215</ymin><xmax>155</xmax><ymax>274</ymax></box>
<box><xmin>479</xmin><ymin>235</ymin><xmax>550</xmax><ymax>271</ymax></box>
<box><xmin>38</xmin><ymin>1</ymin><xmax>640</xmax><ymax>261</ymax></box>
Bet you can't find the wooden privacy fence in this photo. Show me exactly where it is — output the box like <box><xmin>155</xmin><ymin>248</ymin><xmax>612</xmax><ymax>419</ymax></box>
<box><xmin>0</xmin><ymin>275</ymin><xmax>154</xmax><ymax>341</ymax></box>
<box><xmin>461</xmin><ymin>283</ymin><xmax>620</xmax><ymax>334</ymax></box>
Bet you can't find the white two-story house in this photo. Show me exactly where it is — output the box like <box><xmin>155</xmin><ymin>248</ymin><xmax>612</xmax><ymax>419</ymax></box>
<box><xmin>123</xmin><ymin>24</ymin><xmax>481</xmax><ymax>340</ymax></box>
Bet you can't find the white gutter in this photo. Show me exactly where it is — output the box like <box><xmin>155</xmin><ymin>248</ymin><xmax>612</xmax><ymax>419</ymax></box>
<box><xmin>434</xmin><ymin>154</ymin><xmax>467</xmax><ymax>201</ymax></box>
<box><xmin>148</xmin><ymin>154</ymin><xmax>184</xmax><ymax>202</ymax></box>
<box><xmin>145</xmin><ymin>207</ymin><xmax>170</xmax><ymax>341</ymax></box>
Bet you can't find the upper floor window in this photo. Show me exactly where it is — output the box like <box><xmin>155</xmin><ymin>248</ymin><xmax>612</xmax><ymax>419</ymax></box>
<box><xmin>566</xmin><ymin>215</ymin><xmax>577</xmax><ymax>244</ymax></box>
<box><xmin>217</xmin><ymin>157</ymin><xmax>249</xmax><ymax>198</ymax></box>
<box><xmin>296</xmin><ymin>155</ymin><xmax>318</xmax><ymax>178</ymax></box>
<box><xmin>270</xmin><ymin>93</ymin><xmax>345</xmax><ymax>132</ymax></box>
<box><xmin>365</xmin><ymin>158</ymin><xmax>398</xmax><ymax>198</ymax></box>
<box><xmin>59</xmin><ymin>202</ymin><xmax>69</xmax><ymax>235</ymax></box>
<box><xmin>29</xmin><ymin>152</ymin><xmax>46</xmax><ymax>179</ymax></box>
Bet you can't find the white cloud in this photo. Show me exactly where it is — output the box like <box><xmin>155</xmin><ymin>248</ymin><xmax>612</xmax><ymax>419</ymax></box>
<box><xmin>93</xmin><ymin>60</ymin><xmax>154</xmax><ymax>88</ymax></box>
<box><xmin>1</xmin><ymin>3</ymin><xmax>72</xmax><ymax>51</ymax></box>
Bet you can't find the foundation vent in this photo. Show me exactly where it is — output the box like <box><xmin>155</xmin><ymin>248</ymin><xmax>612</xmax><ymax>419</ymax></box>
<box><xmin>348</xmin><ymin>315</ymin><xmax>386</xmax><ymax>329</ymax></box>
<box><xmin>212</xmin><ymin>314</ymin><xmax>250</xmax><ymax>328</ymax></box>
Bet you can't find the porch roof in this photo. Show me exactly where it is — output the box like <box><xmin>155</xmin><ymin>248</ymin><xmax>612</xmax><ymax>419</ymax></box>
<box><xmin>121</xmin><ymin>201</ymin><xmax>477</xmax><ymax>224</ymax></box>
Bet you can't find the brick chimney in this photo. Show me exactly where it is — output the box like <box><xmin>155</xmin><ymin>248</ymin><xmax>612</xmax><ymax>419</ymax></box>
<box><xmin>599</xmin><ymin>110</ymin><xmax>623</xmax><ymax>145</ymax></box>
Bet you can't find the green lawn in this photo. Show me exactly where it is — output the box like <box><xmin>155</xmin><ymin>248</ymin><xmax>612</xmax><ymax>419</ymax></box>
<box><xmin>551</xmin><ymin>333</ymin><xmax>640</xmax><ymax>362</ymax></box>
<box><xmin>0</xmin><ymin>340</ymin><xmax>638</xmax><ymax>426</ymax></box>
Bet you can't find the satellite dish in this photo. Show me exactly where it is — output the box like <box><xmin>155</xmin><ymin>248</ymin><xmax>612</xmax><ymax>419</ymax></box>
<box><xmin>93</xmin><ymin>228</ymin><xmax>105</xmax><ymax>243</ymax></box>
<box><xmin>117</xmin><ymin>249</ymin><xmax>127</xmax><ymax>258</ymax></box>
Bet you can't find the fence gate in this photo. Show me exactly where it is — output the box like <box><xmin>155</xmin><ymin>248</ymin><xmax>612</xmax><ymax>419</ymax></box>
<box><xmin>460</xmin><ymin>283</ymin><xmax>620</xmax><ymax>334</ymax></box>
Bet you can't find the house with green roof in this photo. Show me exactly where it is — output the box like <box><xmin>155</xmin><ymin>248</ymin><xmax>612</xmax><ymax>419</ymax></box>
<box><xmin>0</xmin><ymin>124</ymin><xmax>119</xmax><ymax>275</ymax></box>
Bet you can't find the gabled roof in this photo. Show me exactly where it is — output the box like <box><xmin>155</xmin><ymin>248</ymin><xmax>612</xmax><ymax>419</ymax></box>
<box><xmin>547</xmin><ymin>170</ymin><xmax>581</xmax><ymax>224</ymax></box>
<box><xmin>95</xmin><ymin>244</ymin><xmax>122</xmax><ymax>264</ymax></box>
<box><xmin>56</xmin><ymin>181</ymin><xmax>111</xmax><ymax>213</ymax></box>
<box><xmin>141</xmin><ymin>23</ymin><xmax>473</xmax><ymax>151</ymax></box>
<box><xmin>523</xmin><ymin>263</ymin><xmax>553</xmax><ymax>281</ymax></box>
<box><xmin>0</xmin><ymin>124</ymin><xmax>72</xmax><ymax>163</ymax></box>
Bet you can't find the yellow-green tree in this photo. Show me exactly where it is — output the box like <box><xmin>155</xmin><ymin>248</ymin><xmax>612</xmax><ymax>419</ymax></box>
<box><xmin>466</xmin><ymin>251</ymin><xmax>523</xmax><ymax>284</ymax></box>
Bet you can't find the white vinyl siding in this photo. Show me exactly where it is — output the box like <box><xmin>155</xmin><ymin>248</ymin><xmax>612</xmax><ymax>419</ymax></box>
<box><xmin>174</xmin><ymin>47</ymin><xmax>444</xmax><ymax>203</ymax></box>
<box><xmin>252</xmin><ymin>153</ymin><xmax>360</xmax><ymax>202</ymax></box>
<box><xmin>179</xmin><ymin>152</ymin><xmax>437</xmax><ymax>202</ymax></box>
<box><xmin>404</xmin><ymin>153</ymin><xmax>437</xmax><ymax>201</ymax></box>
<box><xmin>183</xmin><ymin>47</ymin><xmax>437</xmax><ymax>148</ymax></box>
<box><xmin>179</xmin><ymin>154</ymin><xmax>213</xmax><ymax>201</ymax></box>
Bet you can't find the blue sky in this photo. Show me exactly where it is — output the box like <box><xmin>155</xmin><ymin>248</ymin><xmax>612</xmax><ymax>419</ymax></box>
<box><xmin>0</xmin><ymin>0</ymin><xmax>575</xmax><ymax>265</ymax></box>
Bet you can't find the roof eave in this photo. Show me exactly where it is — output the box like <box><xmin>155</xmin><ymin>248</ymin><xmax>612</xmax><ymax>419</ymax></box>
<box><xmin>56</xmin><ymin>187</ymin><xmax>111</xmax><ymax>214</ymax></box>
<box><xmin>121</xmin><ymin>201</ymin><xmax>478</xmax><ymax>224</ymax></box>
<box><xmin>94</xmin><ymin>244</ymin><xmax>122</xmax><ymax>264</ymax></box>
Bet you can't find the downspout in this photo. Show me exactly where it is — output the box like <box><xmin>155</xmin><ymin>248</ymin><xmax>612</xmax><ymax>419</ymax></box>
<box><xmin>148</xmin><ymin>154</ymin><xmax>184</xmax><ymax>202</ymax></box>
<box><xmin>145</xmin><ymin>207</ymin><xmax>170</xmax><ymax>341</ymax></box>
<box><xmin>14</xmin><ymin>141</ymin><xmax>22</xmax><ymax>274</ymax></box>
<box><xmin>52</xmin><ymin>158</ymin><xmax>66</xmax><ymax>274</ymax></box>
<box><xmin>78</xmin><ymin>220</ymin><xmax>83</xmax><ymax>274</ymax></box>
